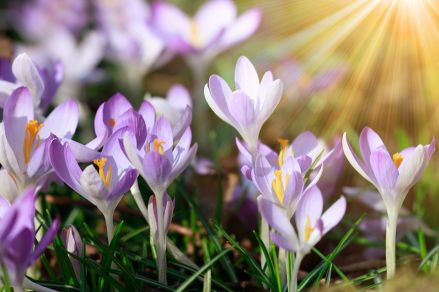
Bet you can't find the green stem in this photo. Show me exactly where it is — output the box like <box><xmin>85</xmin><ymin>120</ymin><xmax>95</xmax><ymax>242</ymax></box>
<box><xmin>386</xmin><ymin>208</ymin><xmax>399</xmax><ymax>279</ymax></box>
<box><xmin>290</xmin><ymin>252</ymin><xmax>304</xmax><ymax>292</ymax></box>
<box><xmin>260</xmin><ymin>217</ymin><xmax>270</xmax><ymax>271</ymax></box>
<box><xmin>103</xmin><ymin>210</ymin><xmax>115</xmax><ymax>244</ymax></box>
<box><xmin>155</xmin><ymin>192</ymin><xmax>167</xmax><ymax>284</ymax></box>
<box><xmin>278</xmin><ymin>248</ymin><xmax>287</xmax><ymax>286</ymax></box>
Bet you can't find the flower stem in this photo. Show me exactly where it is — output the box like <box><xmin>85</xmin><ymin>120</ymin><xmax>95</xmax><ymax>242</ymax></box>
<box><xmin>385</xmin><ymin>208</ymin><xmax>399</xmax><ymax>279</ymax></box>
<box><xmin>103</xmin><ymin>210</ymin><xmax>115</xmax><ymax>244</ymax></box>
<box><xmin>289</xmin><ymin>252</ymin><xmax>304</xmax><ymax>292</ymax></box>
<box><xmin>131</xmin><ymin>183</ymin><xmax>198</xmax><ymax>269</ymax></box>
<box><xmin>260</xmin><ymin>217</ymin><xmax>270</xmax><ymax>271</ymax></box>
<box><xmin>131</xmin><ymin>180</ymin><xmax>149</xmax><ymax>220</ymax></box>
<box><xmin>186</xmin><ymin>56</ymin><xmax>210</xmax><ymax>152</ymax></box>
<box><xmin>278</xmin><ymin>248</ymin><xmax>287</xmax><ymax>286</ymax></box>
<box><xmin>155</xmin><ymin>192</ymin><xmax>168</xmax><ymax>284</ymax></box>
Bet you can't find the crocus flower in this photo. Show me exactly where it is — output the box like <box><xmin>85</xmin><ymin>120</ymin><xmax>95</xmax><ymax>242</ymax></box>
<box><xmin>271</xmin><ymin>58</ymin><xmax>346</xmax><ymax>101</ymax></box>
<box><xmin>258</xmin><ymin>186</ymin><xmax>346</xmax><ymax>291</ymax></box>
<box><xmin>50</xmin><ymin>128</ymin><xmax>138</xmax><ymax>242</ymax></box>
<box><xmin>204</xmin><ymin>56</ymin><xmax>283</xmax><ymax>157</ymax></box>
<box><xmin>18</xmin><ymin>29</ymin><xmax>105</xmax><ymax>93</ymax></box>
<box><xmin>94</xmin><ymin>0</ymin><xmax>164</xmax><ymax>87</ymax></box>
<box><xmin>12</xmin><ymin>0</ymin><xmax>88</xmax><ymax>41</ymax></box>
<box><xmin>123</xmin><ymin>117</ymin><xmax>197</xmax><ymax>197</ymax></box>
<box><xmin>146</xmin><ymin>84</ymin><xmax>192</xmax><ymax>127</ymax></box>
<box><xmin>252</xmin><ymin>154</ymin><xmax>322</xmax><ymax>219</ymax></box>
<box><xmin>61</xmin><ymin>225</ymin><xmax>83</xmax><ymax>280</ymax></box>
<box><xmin>342</xmin><ymin>127</ymin><xmax>435</xmax><ymax>279</ymax></box>
<box><xmin>0</xmin><ymin>87</ymin><xmax>79</xmax><ymax>198</ymax></box>
<box><xmin>150</xmin><ymin>0</ymin><xmax>261</xmax><ymax>68</ymax></box>
<box><xmin>0</xmin><ymin>188</ymin><xmax>59</xmax><ymax>290</ymax></box>
<box><xmin>123</xmin><ymin>113</ymin><xmax>197</xmax><ymax>284</ymax></box>
<box><xmin>0</xmin><ymin>53</ymin><xmax>63</xmax><ymax>114</ymax></box>
<box><xmin>87</xmin><ymin>93</ymin><xmax>148</xmax><ymax>150</ymax></box>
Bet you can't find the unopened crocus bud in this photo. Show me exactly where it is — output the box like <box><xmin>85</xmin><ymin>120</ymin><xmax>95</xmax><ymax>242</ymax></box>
<box><xmin>61</xmin><ymin>225</ymin><xmax>82</xmax><ymax>280</ymax></box>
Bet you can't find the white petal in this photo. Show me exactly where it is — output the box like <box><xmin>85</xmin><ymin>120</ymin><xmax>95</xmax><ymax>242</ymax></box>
<box><xmin>342</xmin><ymin>132</ymin><xmax>375</xmax><ymax>186</ymax></box>
<box><xmin>122</xmin><ymin>132</ymin><xmax>145</xmax><ymax>177</ymax></box>
<box><xmin>395</xmin><ymin>145</ymin><xmax>426</xmax><ymax>200</ymax></box>
<box><xmin>12</xmin><ymin>53</ymin><xmax>44</xmax><ymax>106</ymax></box>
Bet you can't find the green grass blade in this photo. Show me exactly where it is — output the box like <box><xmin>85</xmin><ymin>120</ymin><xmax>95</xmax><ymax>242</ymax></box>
<box><xmin>175</xmin><ymin>249</ymin><xmax>231</xmax><ymax>292</ymax></box>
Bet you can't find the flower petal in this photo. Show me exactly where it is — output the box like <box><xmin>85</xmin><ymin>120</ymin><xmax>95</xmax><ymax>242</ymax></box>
<box><xmin>395</xmin><ymin>145</ymin><xmax>426</xmax><ymax>198</ymax></box>
<box><xmin>320</xmin><ymin>196</ymin><xmax>346</xmax><ymax>235</ymax></box>
<box><xmin>258</xmin><ymin>196</ymin><xmax>294</xmax><ymax>235</ymax></box>
<box><xmin>172</xmin><ymin>106</ymin><xmax>192</xmax><ymax>141</ymax></box>
<box><xmin>228</xmin><ymin>90</ymin><xmax>256</xmax><ymax>133</ymax></box>
<box><xmin>295</xmin><ymin>186</ymin><xmax>323</xmax><ymax>243</ymax></box>
<box><xmin>142</xmin><ymin>152</ymin><xmax>172</xmax><ymax>194</ymax></box>
<box><xmin>3</xmin><ymin>87</ymin><xmax>34</xmax><ymax>170</ymax></box>
<box><xmin>205</xmin><ymin>75</ymin><xmax>234</xmax><ymax>125</ymax></box>
<box><xmin>369</xmin><ymin>148</ymin><xmax>398</xmax><ymax>189</ymax></box>
<box><xmin>219</xmin><ymin>8</ymin><xmax>261</xmax><ymax>49</ymax></box>
<box><xmin>11</xmin><ymin>53</ymin><xmax>44</xmax><ymax>106</ymax></box>
<box><xmin>49</xmin><ymin>139</ymin><xmax>83</xmax><ymax>195</ymax></box>
<box><xmin>166</xmin><ymin>84</ymin><xmax>192</xmax><ymax>111</ymax></box>
<box><xmin>39</xmin><ymin>98</ymin><xmax>78</xmax><ymax>139</ymax></box>
<box><xmin>0</xmin><ymin>169</ymin><xmax>19</xmax><ymax>202</ymax></box>
<box><xmin>122</xmin><ymin>132</ymin><xmax>145</xmax><ymax>177</ymax></box>
<box><xmin>195</xmin><ymin>0</ymin><xmax>236</xmax><ymax>46</ymax></box>
<box><xmin>234</xmin><ymin>56</ymin><xmax>259</xmax><ymax>98</ymax></box>
<box><xmin>31</xmin><ymin>217</ymin><xmax>60</xmax><ymax>262</ymax></box>
<box><xmin>342</xmin><ymin>132</ymin><xmax>375</xmax><ymax>185</ymax></box>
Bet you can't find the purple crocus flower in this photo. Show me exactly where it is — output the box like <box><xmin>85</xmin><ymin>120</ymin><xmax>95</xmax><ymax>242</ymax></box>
<box><xmin>258</xmin><ymin>186</ymin><xmax>346</xmax><ymax>291</ymax></box>
<box><xmin>18</xmin><ymin>29</ymin><xmax>105</xmax><ymax>88</ymax></box>
<box><xmin>0</xmin><ymin>188</ymin><xmax>59</xmax><ymax>289</ymax></box>
<box><xmin>87</xmin><ymin>93</ymin><xmax>148</xmax><ymax>150</ymax></box>
<box><xmin>61</xmin><ymin>225</ymin><xmax>82</xmax><ymax>280</ymax></box>
<box><xmin>94</xmin><ymin>0</ymin><xmax>164</xmax><ymax>86</ymax></box>
<box><xmin>205</xmin><ymin>56</ymin><xmax>283</xmax><ymax>157</ymax></box>
<box><xmin>123</xmin><ymin>111</ymin><xmax>197</xmax><ymax>284</ymax></box>
<box><xmin>50</xmin><ymin>128</ymin><xmax>138</xmax><ymax>242</ymax></box>
<box><xmin>0</xmin><ymin>87</ymin><xmax>79</xmax><ymax>198</ymax></box>
<box><xmin>13</xmin><ymin>0</ymin><xmax>88</xmax><ymax>41</ymax></box>
<box><xmin>271</xmin><ymin>58</ymin><xmax>346</xmax><ymax>101</ymax></box>
<box><xmin>150</xmin><ymin>0</ymin><xmax>261</xmax><ymax>64</ymax></box>
<box><xmin>342</xmin><ymin>127</ymin><xmax>435</xmax><ymax>279</ymax></box>
<box><xmin>123</xmin><ymin>116</ymin><xmax>197</xmax><ymax>198</ymax></box>
<box><xmin>252</xmin><ymin>154</ymin><xmax>322</xmax><ymax>219</ymax></box>
<box><xmin>147</xmin><ymin>84</ymin><xmax>192</xmax><ymax>127</ymax></box>
<box><xmin>0</xmin><ymin>53</ymin><xmax>63</xmax><ymax>114</ymax></box>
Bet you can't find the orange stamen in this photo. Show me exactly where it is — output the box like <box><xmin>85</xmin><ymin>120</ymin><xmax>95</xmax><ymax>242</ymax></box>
<box><xmin>23</xmin><ymin>120</ymin><xmax>43</xmax><ymax>165</ymax></box>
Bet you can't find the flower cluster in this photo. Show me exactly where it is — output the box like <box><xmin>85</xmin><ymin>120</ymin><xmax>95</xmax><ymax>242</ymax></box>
<box><xmin>205</xmin><ymin>56</ymin><xmax>435</xmax><ymax>290</ymax></box>
<box><xmin>0</xmin><ymin>51</ymin><xmax>197</xmax><ymax>286</ymax></box>
<box><xmin>7</xmin><ymin>0</ymin><xmax>260</xmax><ymax>95</ymax></box>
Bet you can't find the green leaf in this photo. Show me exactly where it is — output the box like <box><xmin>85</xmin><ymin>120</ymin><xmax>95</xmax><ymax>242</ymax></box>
<box><xmin>216</xmin><ymin>224</ymin><xmax>272</xmax><ymax>287</ymax></box>
<box><xmin>175</xmin><ymin>249</ymin><xmax>231</xmax><ymax>292</ymax></box>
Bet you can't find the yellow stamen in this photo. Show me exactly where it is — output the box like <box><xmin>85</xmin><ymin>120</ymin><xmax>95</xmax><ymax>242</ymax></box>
<box><xmin>392</xmin><ymin>152</ymin><xmax>404</xmax><ymax>168</ymax></box>
<box><xmin>272</xmin><ymin>170</ymin><xmax>289</xmax><ymax>204</ymax></box>
<box><xmin>153</xmin><ymin>139</ymin><xmax>165</xmax><ymax>155</ymax></box>
<box><xmin>277</xmin><ymin>138</ymin><xmax>289</xmax><ymax>167</ymax></box>
<box><xmin>108</xmin><ymin>118</ymin><xmax>116</xmax><ymax>127</ymax></box>
<box><xmin>93</xmin><ymin>157</ymin><xmax>112</xmax><ymax>188</ymax></box>
<box><xmin>23</xmin><ymin>120</ymin><xmax>43</xmax><ymax>165</ymax></box>
<box><xmin>304</xmin><ymin>216</ymin><xmax>314</xmax><ymax>242</ymax></box>
<box><xmin>189</xmin><ymin>19</ymin><xmax>202</xmax><ymax>47</ymax></box>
